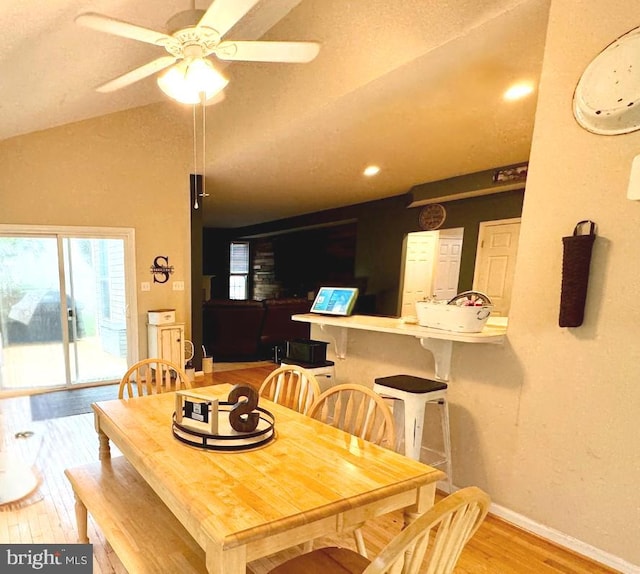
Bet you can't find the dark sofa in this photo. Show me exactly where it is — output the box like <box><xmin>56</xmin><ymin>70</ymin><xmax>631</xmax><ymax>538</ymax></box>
<box><xmin>202</xmin><ymin>298</ymin><xmax>311</xmax><ymax>361</ymax></box>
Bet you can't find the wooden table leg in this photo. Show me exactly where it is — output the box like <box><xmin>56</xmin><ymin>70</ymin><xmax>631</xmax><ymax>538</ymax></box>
<box><xmin>402</xmin><ymin>483</ymin><xmax>437</xmax><ymax>527</ymax></box>
<box><xmin>402</xmin><ymin>483</ymin><xmax>437</xmax><ymax>566</ymax></box>
<box><xmin>94</xmin><ymin>413</ymin><xmax>111</xmax><ymax>461</ymax></box>
<box><xmin>97</xmin><ymin>430</ymin><xmax>111</xmax><ymax>461</ymax></box>
<box><xmin>74</xmin><ymin>493</ymin><xmax>89</xmax><ymax>544</ymax></box>
<box><xmin>205</xmin><ymin>541</ymin><xmax>246</xmax><ymax>574</ymax></box>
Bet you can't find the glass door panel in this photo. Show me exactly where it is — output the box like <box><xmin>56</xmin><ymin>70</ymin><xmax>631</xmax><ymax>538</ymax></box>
<box><xmin>64</xmin><ymin>237</ymin><xmax>128</xmax><ymax>385</ymax></box>
<box><xmin>0</xmin><ymin>236</ymin><xmax>67</xmax><ymax>390</ymax></box>
<box><xmin>0</xmin><ymin>229</ymin><xmax>135</xmax><ymax>391</ymax></box>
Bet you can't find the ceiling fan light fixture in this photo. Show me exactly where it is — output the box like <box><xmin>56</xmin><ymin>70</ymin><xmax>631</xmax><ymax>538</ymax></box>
<box><xmin>157</xmin><ymin>58</ymin><xmax>228</xmax><ymax>104</ymax></box>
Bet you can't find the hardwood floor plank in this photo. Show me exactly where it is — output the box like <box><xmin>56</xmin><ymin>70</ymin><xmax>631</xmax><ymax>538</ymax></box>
<box><xmin>0</xmin><ymin>365</ymin><xmax>620</xmax><ymax>573</ymax></box>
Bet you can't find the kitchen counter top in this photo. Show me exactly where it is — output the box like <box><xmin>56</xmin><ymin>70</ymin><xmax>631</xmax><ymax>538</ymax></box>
<box><xmin>292</xmin><ymin>313</ymin><xmax>507</xmax><ymax>381</ymax></box>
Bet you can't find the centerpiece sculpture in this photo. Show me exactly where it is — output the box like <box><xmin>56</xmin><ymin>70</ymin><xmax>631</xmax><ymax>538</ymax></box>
<box><xmin>172</xmin><ymin>384</ymin><xmax>275</xmax><ymax>451</ymax></box>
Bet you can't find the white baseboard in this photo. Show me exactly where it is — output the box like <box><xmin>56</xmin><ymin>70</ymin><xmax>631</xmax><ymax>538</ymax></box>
<box><xmin>488</xmin><ymin>500</ymin><xmax>639</xmax><ymax>574</ymax></box>
<box><xmin>430</xmin><ymin>458</ymin><xmax>638</xmax><ymax>572</ymax></box>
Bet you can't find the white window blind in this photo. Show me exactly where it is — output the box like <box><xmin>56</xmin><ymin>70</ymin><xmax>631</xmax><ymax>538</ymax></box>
<box><xmin>229</xmin><ymin>241</ymin><xmax>249</xmax><ymax>299</ymax></box>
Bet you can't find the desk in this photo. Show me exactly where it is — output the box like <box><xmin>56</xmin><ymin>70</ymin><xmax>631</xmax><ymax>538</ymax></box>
<box><xmin>93</xmin><ymin>384</ymin><xmax>444</xmax><ymax>574</ymax></box>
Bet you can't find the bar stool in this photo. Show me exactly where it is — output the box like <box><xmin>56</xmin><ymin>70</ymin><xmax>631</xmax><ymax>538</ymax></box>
<box><xmin>373</xmin><ymin>374</ymin><xmax>452</xmax><ymax>491</ymax></box>
<box><xmin>280</xmin><ymin>359</ymin><xmax>336</xmax><ymax>391</ymax></box>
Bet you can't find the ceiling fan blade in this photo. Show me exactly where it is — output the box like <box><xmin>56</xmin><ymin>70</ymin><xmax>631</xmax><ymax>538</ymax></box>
<box><xmin>215</xmin><ymin>41</ymin><xmax>320</xmax><ymax>63</ymax></box>
<box><xmin>75</xmin><ymin>12</ymin><xmax>174</xmax><ymax>46</ymax></box>
<box><xmin>96</xmin><ymin>56</ymin><xmax>177</xmax><ymax>93</ymax></box>
<box><xmin>197</xmin><ymin>0</ymin><xmax>260</xmax><ymax>38</ymax></box>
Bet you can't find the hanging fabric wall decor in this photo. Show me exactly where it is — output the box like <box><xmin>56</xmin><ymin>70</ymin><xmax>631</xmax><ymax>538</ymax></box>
<box><xmin>559</xmin><ymin>220</ymin><xmax>597</xmax><ymax>327</ymax></box>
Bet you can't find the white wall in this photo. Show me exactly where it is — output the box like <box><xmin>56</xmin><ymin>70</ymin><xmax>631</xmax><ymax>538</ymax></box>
<box><xmin>313</xmin><ymin>1</ymin><xmax>640</xmax><ymax>569</ymax></box>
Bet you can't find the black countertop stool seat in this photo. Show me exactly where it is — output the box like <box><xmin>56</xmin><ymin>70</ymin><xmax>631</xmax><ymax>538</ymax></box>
<box><xmin>279</xmin><ymin>358</ymin><xmax>336</xmax><ymax>391</ymax></box>
<box><xmin>373</xmin><ymin>374</ymin><xmax>452</xmax><ymax>491</ymax></box>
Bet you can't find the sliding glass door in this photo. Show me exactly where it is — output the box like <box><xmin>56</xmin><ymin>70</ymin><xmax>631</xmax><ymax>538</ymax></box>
<box><xmin>0</xmin><ymin>227</ymin><xmax>137</xmax><ymax>391</ymax></box>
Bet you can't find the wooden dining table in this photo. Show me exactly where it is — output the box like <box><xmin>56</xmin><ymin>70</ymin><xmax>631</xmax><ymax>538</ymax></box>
<box><xmin>92</xmin><ymin>374</ymin><xmax>445</xmax><ymax>574</ymax></box>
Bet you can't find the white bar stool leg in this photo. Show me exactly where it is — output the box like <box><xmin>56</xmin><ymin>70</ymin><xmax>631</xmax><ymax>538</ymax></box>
<box><xmin>403</xmin><ymin>397</ymin><xmax>427</xmax><ymax>461</ymax></box>
<box><xmin>439</xmin><ymin>398</ymin><xmax>453</xmax><ymax>492</ymax></box>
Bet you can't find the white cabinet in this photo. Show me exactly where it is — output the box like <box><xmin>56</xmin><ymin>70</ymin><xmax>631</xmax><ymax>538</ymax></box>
<box><xmin>147</xmin><ymin>323</ymin><xmax>185</xmax><ymax>369</ymax></box>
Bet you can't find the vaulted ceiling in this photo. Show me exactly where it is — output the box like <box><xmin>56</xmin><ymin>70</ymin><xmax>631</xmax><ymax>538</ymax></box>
<box><xmin>0</xmin><ymin>0</ymin><xmax>549</xmax><ymax>227</ymax></box>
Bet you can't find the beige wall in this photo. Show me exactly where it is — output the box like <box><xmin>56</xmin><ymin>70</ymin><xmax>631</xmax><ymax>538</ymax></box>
<box><xmin>1</xmin><ymin>0</ymin><xmax>638</xmax><ymax>567</ymax></box>
<box><xmin>0</xmin><ymin>102</ymin><xmax>193</xmax><ymax>357</ymax></box>
<box><xmin>313</xmin><ymin>1</ymin><xmax>640</xmax><ymax>568</ymax></box>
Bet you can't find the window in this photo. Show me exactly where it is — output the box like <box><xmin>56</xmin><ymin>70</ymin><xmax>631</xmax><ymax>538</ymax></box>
<box><xmin>229</xmin><ymin>242</ymin><xmax>249</xmax><ymax>299</ymax></box>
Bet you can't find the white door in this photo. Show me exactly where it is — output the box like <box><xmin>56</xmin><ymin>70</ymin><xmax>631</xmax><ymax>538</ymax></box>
<box><xmin>473</xmin><ymin>218</ymin><xmax>521</xmax><ymax>316</ymax></box>
<box><xmin>432</xmin><ymin>231</ymin><xmax>463</xmax><ymax>301</ymax></box>
<box><xmin>398</xmin><ymin>232</ymin><xmax>437</xmax><ymax>317</ymax></box>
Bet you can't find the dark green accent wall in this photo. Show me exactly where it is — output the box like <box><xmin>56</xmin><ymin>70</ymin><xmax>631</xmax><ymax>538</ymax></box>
<box><xmin>203</xmin><ymin>189</ymin><xmax>524</xmax><ymax>316</ymax></box>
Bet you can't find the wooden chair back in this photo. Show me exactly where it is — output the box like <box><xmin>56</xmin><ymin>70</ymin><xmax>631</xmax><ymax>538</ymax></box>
<box><xmin>119</xmin><ymin>358</ymin><xmax>191</xmax><ymax>399</ymax></box>
<box><xmin>364</xmin><ymin>486</ymin><xmax>490</xmax><ymax>574</ymax></box>
<box><xmin>267</xmin><ymin>487</ymin><xmax>490</xmax><ymax>574</ymax></box>
<box><xmin>259</xmin><ymin>365</ymin><xmax>321</xmax><ymax>415</ymax></box>
<box><xmin>308</xmin><ymin>384</ymin><xmax>396</xmax><ymax>450</ymax></box>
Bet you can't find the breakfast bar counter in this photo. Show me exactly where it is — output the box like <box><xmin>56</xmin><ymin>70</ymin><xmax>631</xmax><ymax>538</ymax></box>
<box><xmin>292</xmin><ymin>313</ymin><xmax>507</xmax><ymax>381</ymax></box>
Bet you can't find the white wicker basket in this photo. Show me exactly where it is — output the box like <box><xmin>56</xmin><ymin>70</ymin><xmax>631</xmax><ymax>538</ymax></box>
<box><xmin>415</xmin><ymin>301</ymin><xmax>492</xmax><ymax>333</ymax></box>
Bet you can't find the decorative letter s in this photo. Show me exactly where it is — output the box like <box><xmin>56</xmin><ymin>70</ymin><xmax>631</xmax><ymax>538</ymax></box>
<box><xmin>151</xmin><ymin>255</ymin><xmax>173</xmax><ymax>284</ymax></box>
<box><xmin>228</xmin><ymin>385</ymin><xmax>259</xmax><ymax>432</ymax></box>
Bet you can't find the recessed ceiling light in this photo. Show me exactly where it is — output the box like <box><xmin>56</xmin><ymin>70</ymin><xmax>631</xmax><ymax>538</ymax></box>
<box><xmin>503</xmin><ymin>82</ymin><xmax>535</xmax><ymax>101</ymax></box>
<box><xmin>363</xmin><ymin>165</ymin><xmax>380</xmax><ymax>177</ymax></box>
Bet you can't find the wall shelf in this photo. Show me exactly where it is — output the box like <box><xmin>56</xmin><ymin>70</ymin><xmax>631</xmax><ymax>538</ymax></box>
<box><xmin>292</xmin><ymin>314</ymin><xmax>507</xmax><ymax>381</ymax></box>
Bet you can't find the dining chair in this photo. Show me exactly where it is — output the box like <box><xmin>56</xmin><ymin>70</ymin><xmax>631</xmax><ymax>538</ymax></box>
<box><xmin>259</xmin><ymin>365</ymin><xmax>321</xmax><ymax>415</ymax></box>
<box><xmin>308</xmin><ymin>384</ymin><xmax>396</xmax><ymax>556</ymax></box>
<box><xmin>308</xmin><ymin>384</ymin><xmax>396</xmax><ymax>450</ymax></box>
<box><xmin>267</xmin><ymin>486</ymin><xmax>491</xmax><ymax>574</ymax></box>
<box><xmin>118</xmin><ymin>358</ymin><xmax>192</xmax><ymax>399</ymax></box>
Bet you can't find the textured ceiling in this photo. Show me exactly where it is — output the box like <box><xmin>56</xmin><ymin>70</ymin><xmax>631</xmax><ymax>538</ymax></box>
<box><xmin>0</xmin><ymin>0</ymin><xmax>550</xmax><ymax>227</ymax></box>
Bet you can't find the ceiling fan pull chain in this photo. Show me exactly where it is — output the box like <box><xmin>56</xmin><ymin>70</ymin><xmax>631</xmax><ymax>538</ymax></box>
<box><xmin>201</xmin><ymin>92</ymin><xmax>208</xmax><ymax>200</ymax></box>
<box><xmin>192</xmin><ymin>103</ymin><xmax>199</xmax><ymax>209</ymax></box>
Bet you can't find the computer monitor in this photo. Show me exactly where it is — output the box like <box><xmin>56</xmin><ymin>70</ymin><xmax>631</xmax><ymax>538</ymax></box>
<box><xmin>310</xmin><ymin>287</ymin><xmax>359</xmax><ymax>316</ymax></box>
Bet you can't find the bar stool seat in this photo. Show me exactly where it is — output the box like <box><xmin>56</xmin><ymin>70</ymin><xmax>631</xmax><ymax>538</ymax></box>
<box><xmin>280</xmin><ymin>359</ymin><xmax>336</xmax><ymax>391</ymax></box>
<box><xmin>373</xmin><ymin>374</ymin><xmax>452</xmax><ymax>491</ymax></box>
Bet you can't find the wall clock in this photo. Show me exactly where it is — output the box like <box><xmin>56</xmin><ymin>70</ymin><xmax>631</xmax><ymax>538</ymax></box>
<box><xmin>418</xmin><ymin>204</ymin><xmax>446</xmax><ymax>230</ymax></box>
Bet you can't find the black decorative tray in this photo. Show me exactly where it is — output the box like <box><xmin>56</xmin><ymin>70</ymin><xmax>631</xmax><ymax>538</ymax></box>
<box><xmin>172</xmin><ymin>402</ymin><xmax>275</xmax><ymax>452</ymax></box>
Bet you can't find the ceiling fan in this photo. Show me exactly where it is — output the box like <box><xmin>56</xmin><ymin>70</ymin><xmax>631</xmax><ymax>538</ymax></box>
<box><xmin>75</xmin><ymin>0</ymin><xmax>320</xmax><ymax>102</ymax></box>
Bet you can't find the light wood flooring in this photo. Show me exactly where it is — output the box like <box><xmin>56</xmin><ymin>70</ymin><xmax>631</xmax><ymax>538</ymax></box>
<box><xmin>0</xmin><ymin>364</ymin><xmax>619</xmax><ymax>573</ymax></box>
